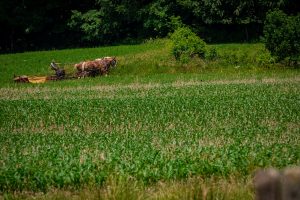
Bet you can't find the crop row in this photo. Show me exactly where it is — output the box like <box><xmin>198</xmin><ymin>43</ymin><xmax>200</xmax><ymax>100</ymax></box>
<box><xmin>0</xmin><ymin>81</ymin><xmax>299</xmax><ymax>191</ymax></box>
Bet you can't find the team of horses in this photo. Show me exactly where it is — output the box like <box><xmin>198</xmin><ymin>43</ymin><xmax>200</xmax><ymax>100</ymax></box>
<box><xmin>13</xmin><ymin>56</ymin><xmax>117</xmax><ymax>83</ymax></box>
<box><xmin>74</xmin><ymin>57</ymin><xmax>117</xmax><ymax>78</ymax></box>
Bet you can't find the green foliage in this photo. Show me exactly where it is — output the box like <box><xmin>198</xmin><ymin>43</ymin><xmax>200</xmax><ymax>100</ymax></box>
<box><xmin>68</xmin><ymin>10</ymin><xmax>103</xmax><ymax>43</ymax></box>
<box><xmin>206</xmin><ymin>46</ymin><xmax>219</xmax><ymax>61</ymax></box>
<box><xmin>210</xmin><ymin>43</ymin><xmax>281</xmax><ymax>68</ymax></box>
<box><xmin>141</xmin><ymin>0</ymin><xmax>184</xmax><ymax>37</ymax></box>
<box><xmin>170</xmin><ymin>27</ymin><xmax>207</xmax><ymax>62</ymax></box>
<box><xmin>141</xmin><ymin>0</ymin><xmax>172</xmax><ymax>36</ymax></box>
<box><xmin>169</xmin><ymin>16</ymin><xmax>184</xmax><ymax>31</ymax></box>
<box><xmin>256</xmin><ymin>49</ymin><xmax>276</xmax><ymax>67</ymax></box>
<box><xmin>263</xmin><ymin>10</ymin><xmax>300</xmax><ymax>64</ymax></box>
<box><xmin>177</xmin><ymin>0</ymin><xmax>288</xmax><ymax>24</ymax></box>
<box><xmin>0</xmin><ymin>0</ymin><xmax>294</xmax><ymax>52</ymax></box>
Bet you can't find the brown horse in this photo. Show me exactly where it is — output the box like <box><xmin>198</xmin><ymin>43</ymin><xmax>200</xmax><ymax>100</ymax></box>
<box><xmin>74</xmin><ymin>57</ymin><xmax>117</xmax><ymax>78</ymax></box>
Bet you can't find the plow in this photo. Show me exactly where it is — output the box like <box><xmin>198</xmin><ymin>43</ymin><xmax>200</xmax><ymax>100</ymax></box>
<box><xmin>13</xmin><ymin>57</ymin><xmax>117</xmax><ymax>83</ymax></box>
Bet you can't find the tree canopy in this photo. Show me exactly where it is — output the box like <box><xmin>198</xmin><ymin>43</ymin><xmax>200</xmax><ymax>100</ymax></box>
<box><xmin>0</xmin><ymin>0</ymin><xmax>298</xmax><ymax>52</ymax></box>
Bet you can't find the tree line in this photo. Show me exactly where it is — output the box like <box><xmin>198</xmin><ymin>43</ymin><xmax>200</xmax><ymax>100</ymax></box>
<box><xmin>0</xmin><ymin>0</ymin><xmax>298</xmax><ymax>53</ymax></box>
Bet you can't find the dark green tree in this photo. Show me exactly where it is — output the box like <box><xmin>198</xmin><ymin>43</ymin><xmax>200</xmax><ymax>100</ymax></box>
<box><xmin>176</xmin><ymin>0</ymin><xmax>289</xmax><ymax>41</ymax></box>
<box><xmin>0</xmin><ymin>0</ymin><xmax>89</xmax><ymax>51</ymax></box>
<box><xmin>264</xmin><ymin>10</ymin><xmax>300</xmax><ymax>64</ymax></box>
<box><xmin>140</xmin><ymin>0</ymin><xmax>175</xmax><ymax>36</ymax></box>
<box><xmin>68</xmin><ymin>0</ymin><xmax>144</xmax><ymax>44</ymax></box>
<box><xmin>0</xmin><ymin>0</ymin><xmax>298</xmax><ymax>52</ymax></box>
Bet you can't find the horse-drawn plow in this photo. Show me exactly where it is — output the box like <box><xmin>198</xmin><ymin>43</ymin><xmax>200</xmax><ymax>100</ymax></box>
<box><xmin>13</xmin><ymin>57</ymin><xmax>117</xmax><ymax>83</ymax></box>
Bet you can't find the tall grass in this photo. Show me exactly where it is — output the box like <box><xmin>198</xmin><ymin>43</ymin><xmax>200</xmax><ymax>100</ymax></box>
<box><xmin>2</xmin><ymin>176</ymin><xmax>253</xmax><ymax>200</ymax></box>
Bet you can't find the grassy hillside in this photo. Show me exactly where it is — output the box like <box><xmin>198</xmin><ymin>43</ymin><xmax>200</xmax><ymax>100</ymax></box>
<box><xmin>0</xmin><ymin>39</ymin><xmax>297</xmax><ymax>87</ymax></box>
<box><xmin>0</xmin><ymin>40</ymin><xmax>299</xmax><ymax>199</ymax></box>
<box><xmin>0</xmin><ymin>40</ymin><xmax>164</xmax><ymax>86</ymax></box>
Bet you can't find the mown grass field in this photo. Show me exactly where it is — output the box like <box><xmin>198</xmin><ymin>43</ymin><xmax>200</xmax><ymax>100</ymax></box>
<box><xmin>0</xmin><ymin>40</ymin><xmax>299</xmax><ymax>199</ymax></box>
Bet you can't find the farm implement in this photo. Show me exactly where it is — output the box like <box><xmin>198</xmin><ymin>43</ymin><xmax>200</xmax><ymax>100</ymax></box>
<box><xmin>13</xmin><ymin>57</ymin><xmax>117</xmax><ymax>83</ymax></box>
<box><xmin>14</xmin><ymin>62</ymin><xmax>72</xmax><ymax>83</ymax></box>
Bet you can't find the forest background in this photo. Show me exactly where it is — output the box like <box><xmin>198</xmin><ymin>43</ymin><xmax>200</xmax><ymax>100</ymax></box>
<box><xmin>0</xmin><ymin>0</ymin><xmax>299</xmax><ymax>53</ymax></box>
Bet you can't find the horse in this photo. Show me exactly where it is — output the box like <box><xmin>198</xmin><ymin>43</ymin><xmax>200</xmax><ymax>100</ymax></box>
<box><xmin>94</xmin><ymin>57</ymin><xmax>117</xmax><ymax>75</ymax></box>
<box><xmin>74</xmin><ymin>57</ymin><xmax>117</xmax><ymax>78</ymax></box>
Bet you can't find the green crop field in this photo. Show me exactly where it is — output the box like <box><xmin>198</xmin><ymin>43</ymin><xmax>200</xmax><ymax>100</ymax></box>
<box><xmin>0</xmin><ymin>40</ymin><xmax>299</xmax><ymax>199</ymax></box>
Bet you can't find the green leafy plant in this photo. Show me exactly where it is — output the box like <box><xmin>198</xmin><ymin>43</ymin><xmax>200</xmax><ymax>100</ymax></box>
<box><xmin>263</xmin><ymin>10</ymin><xmax>300</xmax><ymax>64</ymax></box>
<box><xmin>206</xmin><ymin>46</ymin><xmax>219</xmax><ymax>61</ymax></box>
<box><xmin>170</xmin><ymin>27</ymin><xmax>207</xmax><ymax>62</ymax></box>
<box><xmin>68</xmin><ymin>10</ymin><xmax>103</xmax><ymax>43</ymax></box>
<box><xmin>256</xmin><ymin>49</ymin><xmax>276</xmax><ymax>67</ymax></box>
